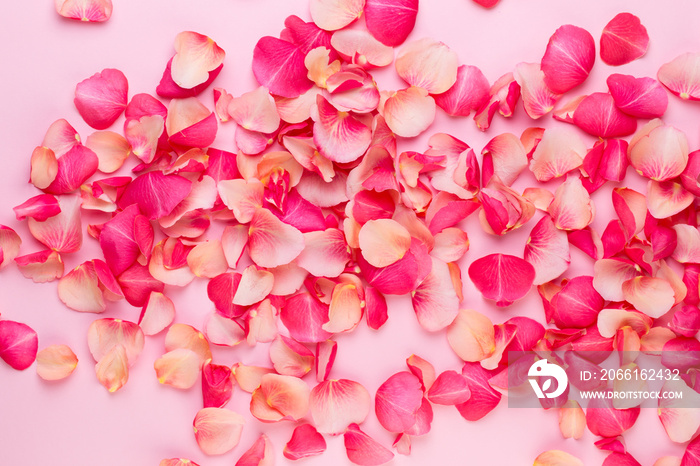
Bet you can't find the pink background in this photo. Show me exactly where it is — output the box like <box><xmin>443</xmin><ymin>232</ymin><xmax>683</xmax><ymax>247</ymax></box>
<box><xmin>0</xmin><ymin>0</ymin><xmax>698</xmax><ymax>464</ymax></box>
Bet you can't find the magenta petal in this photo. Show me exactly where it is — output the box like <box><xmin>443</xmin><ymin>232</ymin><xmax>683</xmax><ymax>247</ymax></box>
<box><xmin>364</xmin><ymin>0</ymin><xmax>418</xmax><ymax>47</ymax></box>
<box><xmin>117</xmin><ymin>263</ymin><xmax>164</xmax><ymax>307</ymax></box>
<box><xmin>607</xmin><ymin>74</ymin><xmax>668</xmax><ymax>119</ymax></box>
<box><xmin>45</xmin><ymin>144</ymin><xmax>99</xmax><ymax>195</ymax></box>
<box><xmin>344</xmin><ymin>423</ymin><xmax>394</xmax><ymax>466</ymax></box>
<box><xmin>375</xmin><ymin>371</ymin><xmax>423</xmax><ymax>433</ymax></box>
<box><xmin>365</xmin><ymin>286</ymin><xmax>388</xmax><ymax>330</ymax></box>
<box><xmin>434</xmin><ymin>65</ymin><xmax>490</xmax><ymax>117</ymax></box>
<box><xmin>202</xmin><ymin>362</ymin><xmax>233</xmax><ymax>408</ymax></box>
<box><xmin>468</xmin><ymin>253</ymin><xmax>535</xmax><ymax>307</ymax></box>
<box><xmin>281</xmin><ymin>293</ymin><xmax>332</xmax><ymax>343</ymax></box>
<box><xmin>99</xmin><ymin>205</ymin><xmax>141</xmax><ymax>276</ymax></box>
<box><xmin>358</xmin><ymin>238</ymin><xmax>432</xmax><ymax>295</ymax></box>
<box><xmin>284</xmin><ymin>424</ymin><xmax>326</xmax><ymax>460</ymax></box>
<box><xmin>207</xmin><ymin>273</ymin><xmax>245</xmax><ymax>319</ymax></box>
<box><xmin>282</xmin><ymin>15</ymin><xmax>334</xmax><ymax>55</ymax></box>
<box><xmin>427</xmin><ymin>370</ymin><xmax>471</xmax><ymax>405</ymax></box>
<box><xmin>117</xmin><ymin>172</ymin><xmax>192</xmax><ymax>220</ymax></box>
<box><xmin>684</xmin><ymin>436</ymin><xmax>700</xmax><ymax>465</ymax></box>
<box><xmin>0</xmin><ymin>320</ymin><xmax>38</xmax><ymax>370</ymax></box>
<box><xmin>600</xmin><ymin>13</ymin><xmax>649</xmax><ymax>66</ymax></box>
<box><xmin>573</xmin><ymin>93</ymin><xmax>637</xmax><ymax>138</ymax></box>
<box><xmin>603</xmin><ymin>453</ymin><xmax>642</xmax><ymax>466</ymax></box>
<box><xmin>252</xmin><ymin>37</ymin><xmax>312</xmax><ymax>98</ymax></box>
<box><xmin>524</xmin><ymin>216</ymin><xmax>571</xmax><ymax>285</ymax></box>
<box><xmin>586</xmin><ymin>395</ymin><xmax>640</xmax><ymax>437</ymax></box>
<box><xmin>551</xmin><ymin>276</ymin><xmax>604</xmax><ymax>329</ymax></box>
<box><xmin>74</xmin><ymin>68</ymin><xmax>128</xmax><ymax>130</ymax></box>
<box><xmin>456</xmin><ymin>362</ymin><xmax>501</xmax><ymax>421</ymax></box>
<box><xmin>157</xmin><ymin>58</ymin><xmax>223</xmax><ymax>99</ymax></box>
<box><xmin>13</xmin><ymin>194</ymin><xmax>60</xmax><ymax>222</ymax></box>
<box><xmin>312</xmin><ymin>95</ymin><xmax>371</xmax><ymax>163</ymax></box>
<box><xmin>541</xmin><ymin>24</ymin><xmax>596</xmax><ymax>94</ymax></box>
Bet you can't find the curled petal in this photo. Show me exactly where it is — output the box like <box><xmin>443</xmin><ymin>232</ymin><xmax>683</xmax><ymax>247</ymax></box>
<box><xmin>0</xmin><ymin>320</ymin><xmax>38</xmax><ymax>371</ymax></box>
<box><xmin>166</xmin><ymin>98</ymin><xmax>217</xmax><ymax>148</ymax></box>
<box><xmin>622</xmin><ymin>276</ymin><xmax>675</xmax><ymax>318</ymax></box>
<box><xmin>44</xmin><ymin>145</ymin><xmax>99</xmax><ymax>195</ymax></box>
<box><xmin>593</xmin><ymin>259</ymin><xmax>641</xmax><ymax>302</ymax></box>
<box><xmin>395</xmin><ymin>38</ymin><xmax>458</xmax><ymax>94</ymax></box>
<box><xmin>364</xmin><ymin>0</ymin><xmax>418</xmax><ymax>47</ymax></box>
<box><xmin>481</xmin><ymin>133</ymin><xmax>527</xmax><ymax>186</ymax></box>
<box><xmin>382</xmin><ymin>87</ymin><xmax>436</xmax><ymax>137</ymax></box>
<box><xmin>297</xmin><ymin>229</ymin><xmax>350</xmax><ymax>278</ymax></box>
<box><xmin>468</xmin><ymin>253</ymin><xmax>535</xmax><ymax>307</ymax></box>
<box><xmin>412</xmin><ymin>258</ymin><xmax>459</xmax><ymax>332</ymax></box>
<box><xmin>0</xmin><ymin>226</ymin><xmax>21</xmax><ymax>268</ymax></box>
<box><xmin>324</xmin><ymin>283</ymin><xmax>363</xmax><ymax>334</ymax></box>
<box><xmin>427</xmin><ymin>370</ymin><xmax>470</xmax><ymax>405</ymax></box>
<box><xmin>601</xmin><ymin>13</ymin><xmax>649</xmax><ymax>66</ymax></box>
<box><xmin>58</xmin><ymin>262</ymin><xmax>105</xmax><ymax>313</ymax></box>
<box><xmin>534</xmin><ymin>450</ymin><xmax>584</xmax><ymax>466</ymax></box>
<box><xmin>124</xmin><ymin>116</ymin><xmax>164</xmax><ymax>164</ymax></box>
<box><xmin>269</xmin><ymin>335</ymin><xmax>314</xmax><ymax>377</ymax></box>
<box><xmin>310</xmin><ymin>379</ymin><xmax>371</xmax><ymax>434</ymax></box>
<box><xmin>55</xmin><ymin>0</ymin><xmax>112</xmax><ymax>21</ymax></box>
<box><xmin>647</xmin><ymin>180</ymin><xmax>694</xmax><ymax>219</ymax></box>
<box><xmin>138</xmin><ymin>292</ymin><xmax>175</xmax><ymax>336</ymax></box>
<box><xmin>228</xmin><ymin>87</ymin><xmax>280</xmax><ymax>134</ymax></box>
<box><xmin>193</xmin><ymin>408</ymin><xmax>245</xmax><ymax>455</ymax></box>
<box><xmin>629</xmin><ymin>122</ymin><xmax>689</xmax><ymax>181</ymax></box>
<box><xmin>331</xmin><ymin>29</ymin><xmax>394</xmax><ymax>68</ymax></box>
<box><xmin>525</xmin><ymin>216</ymin><xmax>571</xmax><ymax>285</ymax></box>
<box><xmin>312</xmin><ymin>95</ymin><xmax>371</xmax><ymax>163</ymax></box>
<box><xmin>607</xmin><ymin>74</ymin><xmax>668</xmax><ymax>119</ymax></box>
<box><xmin>155</xmin><ymin>348</ymin><xmax>202</xmax><ymax>389</ymax></box>
<box><xmin>551</xmin><ymin>276</ymin><xmax>604</xmax><ymax>329</ymax></box>
<box><xmin>15</xmin><ymin>250</ymin><xmax>64</xmax><ymax>283</ymax></box>
<box><xmin>548</xmin><ymin>176</ymin><xmax>594</xmax><ymax>231</ymax></box>
<box><xmin>85</xmin><ymin>131</ymin><xmax>131</xmax><ymax>173</ymax></box>
<box><xmin>559</xmin><ymin>400</ymin><xmax>585</xmax><ymax>440</ymax></box>
<box><xmin>514</xmin><ymin>62</ymin><xmax>559</xmax><ymax>120</ymax></box>
<box><xmin>447</xmin><ymin>309</ymin><xmax>495</xmax><ymax>362</ymax></box>
<box><xmin>95</xmin><ymin>344</ymin><xmax>128</xmax><ymax>392</ymax></box>
<box><xmin>236</xmin><ymin>434</ymin><xmax>273</xmax><ymax>466</ymax></box>
<box><xmin>658</xmin><ymin>53</ymin><xmax>700</xmax><ymax>101</ymax></box>
<box><xmin>284</xmin><ymin>424</ymin><xmax>326</xmax><ymax>460</ymax></box>
<box><xmin>344</xmin><ymin>423</ymin><xmax>394</xmax><ymax>466</ymax></box>
<box><xmin>149</xmin><ymin>241</ymin><xmax>196</xmax><ymax>287</ymax></box>
<box><xmin>74</xmin><ymin>69</ymin><xmax>128</xmax><ymax>130</ymax></box>
<box><xmin>248</xmin><ymin>208</ymin><xmax>305</xmax><ymax>268</ymax></box>
<box><xmin>375</xmin><ymin>372</ymin><xmax>423</xmax><ymax>433</ymax></box>
<box><xmin>253</xmin><ymin>37</ymin><xmax>312</xmax><ymax>98</ymax></box>
<box><xmin>251</xmin><ymin>373</ymin><xmax>310</xmax><ymax>421</ymax></box>
<box><xmin>36</xmin><ymin>344</ymin><xmax>78</xmax><ymax>380</ymax></box>
<box><xmin>573</xmin><ymin>93</ymin><xmax>637</xmax><ymax>138</ymax></box>
<box><xmin>171</xmin><ymin>32</ymin><xmax>225</xmax><ymax>89</ymax></box>
<box><xmin>365</xmin><ymin>286</ymin><xmax>388</xmax><ymax>330</ymax></box>
<box><xmin>529</xmin><ymin>126</ymin><xmax>586</xmax><ymax>182</ymax></box>
<box><xmin>435</xmin><ymin>65</ymin><xmax>489</xmax><ymax>117</ymax></box>
<box><xmin>541</xmin><ymin>25</ymin><xmax>596</xmax><ymax>94</ymax></box>
<box><xmin>202</xmin><ymin>362</ymin><xmax>233</xmax><ymax>409</ymax></box>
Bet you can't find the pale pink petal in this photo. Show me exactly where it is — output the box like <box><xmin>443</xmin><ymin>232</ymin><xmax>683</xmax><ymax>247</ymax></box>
<box><xmin>406</xmin><ymin>354</ymin><xmax>436</xmax><ymax>392</ymax></box>
<box><xmin>235</xmin><ymin>434</ymin><xmax>273</xmax><ymax>466</ymax></box>
<box><xmin>247</xmin><ymin>300</ymin><xmax>278</xmax><ymax>345</ymax></box>
<box><xmin>323</xmin><ymin>283</ymin><xmax>363</xmax><ymax>333</ymax></box>
<box><xmin>55</xmin><ymin>0</ymin><xmax>112</xmax><ymax>21</ymax></box>
<box><xmin>0</xmin><ymin>320</ymin><xmax>38</xmax><ymax>371</ymax></box>
<box><xmin>87</xmin><ymin>318</ymin><xmax>144</xmax><ymax>368</ymax></box>
<box><xmin>95</xmin><ymin>344</ymin><xmax>128</xmax><ymax>392</ymax></box>
<box><xmin>514</xmin><ymin>62</ymin><xmax>560</xmax><ymax>119</ymax></box>
<box><xmin>214</xmin><ymin>88</ymin><xmax>233</xmax><ymax>121</ymax></box>
<box><xmin>231</xmin><ymin>266</ymin><xmax>273</xmax><ymax>306</ymax></box>
<box><xmin>193</xmin><ymin>408</ymin><xmax>245</xmax><ymax>455</ymax></box>
<box><xmin>647</xmin><ymin>180</ymin><xmax>694</xmax><ymax>219</ymax></box>
<box><xmin>149</xmin><ymin>241</ymin><xmax>196</xmax><ymax>287</ymax></box>
<box><xmin>74</xmin><ymin>69</ymin><xmax>128</xmax><ymax>129</ymax></box>
<box><xmin>155</xmin><ymin>348</ymin><xmax>202</xmax><ymax>389</ymax></box>
<box><xmin>58</xmin><ymin>261</ymin><xmax>105</xmax><ymax>313</ymax></box>
<box><xmin>468</xmin><ymin>253</ymin><xmax>535</xmax><ymax>307</ymax></box>
<box><xmin>118</xmin><ymin>171</ymin><xmax>192</xmax><ymax>220</ymax></box>
<box><xmin>186</xmin><ymin>240</ymin><xmax>228</xmax><ymax>279</ymax></box>
<box><xmin>456</xmin><ymin>362</ymin><xmax>502</xmax><ymax>421</ymax></box>
<box><xmin>375</xmin><ymin>371</ymin><xmax>423</xmax><ymax>433</ymax></box>
<box><xmin>137</xmin><ymin>292</ymin><xmax>175</xmax><ymax>336</ymax></box>
<box><xmin>612</xmin><ymin>187</ymin><xmax>646</xmax><ymax>240</ymax></box>
<box><xmin>427</xmin><ymin>370</ymin><xmax>470</xmax><ymax>405</ymax></box>
<box><xmin>124</xmin><ymin>115</ymin><xmax>164</xmax><ymax>164</ymax></box>
<box><xmin>309</xmin><ymin>0</ymin><xmax>364</xmax><ymax>31</ymax></box>
<box><xmin>217</xmin><ymin>179</ymin><xmax>264</xmax><ymax>224</ymax></box>
<box><xmin>165</xmin><ymin>323</ymin><xmax>212</xmax><ymax>363</ymax></box>
<box><xmin>311</xmin><ymin>95</ymin><xmax>371</xmax><ymax>163</ymax></box>
<box><xmin>446</xmin><ymin>309</ymin><xmax>495</xmax><ymax>361</ymax></box>
<box><xmin>331</xmin><ymin>29</ymin><xmax>393</xmax><ymax>68</ymax></box>
<box><xmin>166</xmin><ymin>98</ymin><xmax>217</xmax><ymax>148</ymax></box>
<box><xmin>630</xmin><ymin>122</ymin><xmax>689</xmax><ymax>181</ymax></box>
<box><xmin>284</xmin><ymin>424</ymin><xmax>327</xmax><ymax>460</ymax></box>
<box><xmin>248</xmin><ymin>208</ymin><xmax>305</xmax><ymax>268</ymax></box>
<box><xmin>160</xmin><ymin>457</ymin><xmax>200</xmax><ymax>465</ymax></box>
<box><xmin>296</xmin><ymin>229</ymin><xmax>350</xmax><ymax>278</ymax></box>
<box><xmin>305</xmin><ymin>47</ymin><xmax>340</xmax><ymax>89</ymax></box>
<box><xmin>315</xmin><ymin>339</ymin><xmax>337</xmax><ymax>382</ymax></box>
<box><xmin>659</xmin><ymin>52</ymin><xmax>700</xmax><ymax>101</ymax></box>
<box><xmin>0</xmin><ymin>226</ymin><xmax>21</xmax><ymax>268</ymax></box>
<box><xmin>431</xmin><ymin>228</ymin><xmax>469</xmax><ymax>263</ymax></box>
<box><xmin>586</xmin><ymin>396</ymin><xmax>640</xmax><ymax>437</ymax></box>
<box><xmin>15</xmin><ymin>250</ymin><xmax>64</xmax><ymax>283</ymax></box>
<box><xmin>658</xmin><ymin>378</ymin><xmax>700</xmax><ymax>443</ymax></box>
<box><xmin>36</xmin><ymin>344</ymin><xmax>78</xmax><ymax>381</ymax></box>
<box><xmin>481</xmin><ymin>133</ymin><xmax>527</xmax><ymax>186</ymax></box>
<box><xmin>622</xmin><ymin>276</ymin><xmax>675</xmax><ymax>318</ymax></box>
<box><xmin>269</xmin><ymin>335</ymin><xmax>314</xmax><ymax>377</ymax></box>
<box><xmin>597</xmin><ymin>308</ymin><xmax>652</xmax><ymax>339</ymax></box>
<box><xmin>559</xmin><ymin>400</ymin><xmax>585</xmax><ymax>439</ymax></box>
<box><xmin>673</xmin><ymin>225</ymin><xmax>700</xmax><ymax>264</ymax></box>
<box><xmin>221</xmin><ymin>225</ymin><xmax>248</xmax><ymax>269</ymax></box>
<box><xmin>30</xmin><ymin>146</ymin><xmax>58</xmax><ymax>190</ymax></box>
<box><xmin>607</xmin><ymin>74</ymin><xmax>668</xmax><ymax>119</ymax></box>
<box><xmin>525</xmin><ymin>216</ymin><xmax>571</xmax><ymax>285</ymax></box>
<box><xmin>573</xmin><ymin>92</ymin><xmax>637</xmax><ymax>138</ymax></box>
<box><xmin>593</xmin><ymin>258</ymin><xmax>641</xmax><ymax>302</ymax></box>
<box><xmin>344</xmin><ymin>423</ymin><xmax>394</xmax><ymax>466</ymax></box>
<box><xmin>204</xmin><ymin>313</ymin><xmax>245</xmax><ymax>347</ymax></box>
<box><xmin>358</xmin><ymin>237</ymin><xmax>432</xmax><ymax>295</ymax></box>
<box><xmin>232</xmin><ymin>364</ymin><xmax>274</xmax><ymax>393</ymax></box>
<box><xmin>171</xmin><ymin>32</ymin><xmax>225</xmax><ymax>89</ymax></box>
<box><xmin>364</xmin><ymin>0</ymin><xmax>417</xmax><ymax>46</ymax></box>
<box><xmin>382</xmin><ymin>86</ymin><xmax>436</xmax><ymax>137</ymax></box>
<box><xmin>253</xmin><ymin>37</ymin><xmax>312</xmax><ymax>98</ymax></box>
<box><xmin>44</xmin><ymin>144</ymin><xmax>99</xmax><ymax>195</ymax></box>
<box><xmin>358</xmin><ymin>219</ymin><xmax>411</xmax><ymax>268</ymax></box>
<box><xmin>601</xmin><ymin>13</ymin><xmax>649</xmax><ymax>66</ymax></box>
<box><xmin>534</xmin><ymin>450</ymin><xmax>584</xmax><ymax>466</ymax></box>
<box><xmin>157</xmin><ymin>56</ymin><xmax>222</xmax><ymax>99</ymax></box>
<box><xmin>549</xmin><ymin>176</ymin><xmax>595</xmax><ymax>231</ymax></box>
<box><xmin>412</xmin><ymin>257</ymin><xmax>459</xmax><ymax>332</ymax></box>
<box><xmin>310</xmin><ymin>379</ymin><xmax>371</xmax><ymax>434</ymax></box>
<box><xmin>655</xmin><ymin>457</ymin><xmax>681</xmax><ymax>466</ymax></box>
<box><xmin>85</xmin><ymin>131</ymin><xmax>131</xmax><ymax>173</ymax></box>
<box><xmin>542</xmin><ymin>25</ymin><xmax>596</xmax><ymax>94</ymax></box>
<box><xmin>529</xmin><ymin>126</ymin><xmax>586</xmax><ymax>182</ymax></box>
<box><xmin>395</xmin><ymin>38</ymin><xmax>458</xmax><ymax>94</ymax></box>
<box><xmin>251</xmin><ymin>373</ymin><xmax>310</xmax><ymax>421</ymax></box>
<box><xmin>202</xmin><ymin>362</ymin><xmax>234</xmax><ymax>409</ymax></box>
<box><xmin>228</xmin><ymin>87</ymin><xmax>280</xmax><ymax>134</ymax></box>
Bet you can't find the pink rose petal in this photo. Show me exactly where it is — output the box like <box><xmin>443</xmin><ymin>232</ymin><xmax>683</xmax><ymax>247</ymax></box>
<box><xmin>607</xmin><ymin>74</ymin><xmax>668</xmax><ymax>119</ymax></box>
<box><xmin>456</xmin><ymin>362</ymin><xmax>502</xmax><ymax>421</ymax></box>
<box><xmin>312</xmin><ymin>95</ymin><xmax>371</xmax><ymax>163</ymax></box>
<box><xmin>331</xmin><ymin>29</ymin><xmax>394</xmax><ymax>68</ymax></box>
<box><xmin>658</xmin><ymin>52</ymin><xmax>700</xmax><ymax>101</ymax></box>
<box><xmin>309</xmin><ymin>0</ymin><xmax>364</xmax><ymax>31</ymax></box>
<box><xmin>344</xmin><ymin>423</ymin><xmax>394</xmax><ymax>466</ymax></box>
<box><xmin>284</xmin><ymin>424</ymin><xmax>327</xmax><ymax>460</ymax></box>
<box><xmin>253</xmin><ymin>37</ymin><xmax>312</xmax><ymax>98</ymax></box>
<box><xmin>601</xmin><ymin>13</ymin><xmax>649</xmax><ymax>66</ymax></box>
<box><xmin>58</xmin><ymin>261</ymin><xmax>106</xmax><ymax>313</ymax></box>
<box><xmin>541</xmin><ymin>24</ymin><xmax>596</xmax><ymax>94</ymax></box>
<box><xmin>310</xmin><ymin>379</ymin><xmax>371</xmax><ymax>434</ymax></box>
<box><xmin>281</xmin><ymin>292</ymin><xmax>332</xmax><ymax>343</ymax></box>
<box><xmin>514</xmin><ymin>62</ymin><xmax>560</xmax><ymax>119</ymax></box>
<box><xmin>525</xmin><ymin>216</ymin><xmax>571</xmax><ymax>285</ymax></box>
<box><xmin>468</xmin><ymin>253</ymin><xmax>535</xmax><ymax>307</ymax></box>
<box><xmin>0</xmin><ymin>320</ymin><xmax>38</xmax><ymax>371</ymax></box>
<box><xmin>412</xmin><ymin>257</ymin><xmax>460</xmax><ymax>332</ymax></box>
<box><xmin>235</xmin><ymin>434</ymin><xmax>273</xmax><ymax>466</ymax></box>
<box><xmin>202</xmin><ymin>362</ymin><xmax>234</xmax><ymax>409</ymax></box>
<box><xmin>534</xmin><ymin>450</ymin><xmax>584</xmax><ymax>466</ymax></box>
<box><xmin>36</xmin><ymin>344</ymin><xmax>78</xmax><ymax>381</ymax></box>
<box><xmin>375</xmin><ymin>371</ymin><xmax>423</xmax><ymax>433</ymax></box>
<box><xmin>193</xmin><ymin>408</ymin><xmax>245</xmax><ymax>456</ymax></box>
<box><xmin>364</xmin><ymin>0</ymin><xmax>418</xmax><ymax>47</ymax></box>
<box><xmin>74</xmin><ymin>69</ymin><xmax>128</xmax><ymax>130</ymax></box>
<box><xmin>138</xmin><ymin>292</ymin><xmax>176</xmax><ymax>336</ymax></box>
<box><xmin>529</xmin><ymin>126</ymin><xmax>586</xmax><ymax>182</ymax></box>
<box><xmin>573</xmin><ymin>92</ymin><xmax>637</xmax><ymax>138</ymax></box>
<box><xmin>14</xmin><ymin>250</ymin><xmax>64</xmax><ymax>283</ymax></box>
<box><xmin>171</xmin><ymin>32</ymin><xmax>225</xmax><ymax>89</ymax></box>
<box><xmin>269</xmin><ymin>335</ymin><xmax>314</xmax><ymax>377</ymax></box>
<box><xmin>44</xmin><ymin>144</ymin><xmax>99</xmax><ymax>195</ymax></box>
<box><xmin>55</xmin><ymin>0</ymin><xmax>112</xmax><ymax>22</ymax></box>
<box><xmin>548</xmin><ymin>176</ymin><xmax>595</xmax><ymax>231</ymax></box>
<box><xmin>427</xmin><ymin>370</ymin><xmax>471</xmax><ymax>405</ymax></box>
<box><xmin>395</xmin><ymin>38</ymin><xmax>458</xmax><ymax>94</ymax></box>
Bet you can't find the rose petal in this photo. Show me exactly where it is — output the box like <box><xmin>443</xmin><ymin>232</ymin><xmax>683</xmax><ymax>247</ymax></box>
<box><xmin>601</xmin><ymin>13</ymin><xmax>649</xmax><ymax>66</ymax></box>
<box><xmin>529</xmin><ymin>126</ymin><xmax>586</xmax><ymax>182</ymax></box>
<box><xmin>205</xmin><ymin>313</ymin><xmax>245</xmax><ymax>347</ymax></box>
<box><xmin>281</xmin><ymin>292</ymin><xmax>332</xmax><ymax>343</ymax></box>
<box><xmin>251</xmin><ymin>373</ymin><xmax>310</xmax><ymax>422</ymax></box>
<box><xmin>310</xmin><ymin>379</ymin><xmax>371</xmax><ymax>434</ymax></box>
<box><xmin>541</xmin><ymin>24</ymin><xmax>596</xmax><ymax>94</ymax></box>
<box><xmin>166</xmin><ymin>98</ymin><xmax>217</xmax><ymax>148</ymax></box>
<box><xmin>235</xmin><ymin>434</ymin><xmax>273</xmax><ymax>466</ymax></box>
<box><xmin>248</xmin><ymin>208</ymin><xmax>305</xmax><ymax>268</ymax></box>
<box><xmin>456</xmin><ymin>362</ymin><xmax>502</xmax><ymax>421</ymax></box>
<box><xmin>171</xmin><ymin>32</ymin><xmax>225</xmax><ymax>89</ymax></box>
<box><xmin>269</xmin><ymin>335</ymin><xmax>314</xmax><ymax>377</ymax></box>
<box><xmin>253</xmin><ymin>37</ymin><xmax>312</xmax><ymax>98</ymax></box>
<box><xmin>481</xmin><ymin>133</ymin><xmax>528</xmax><ymax>187</ymax></box>
<box><xmin>187</xmin><ymin>240</ymin><xmax>229</xmax><ymax>279</ymax></box>
<box><xmin>202</xmin><ymin>362</ymin><xmax>233</xmax><ymax>409</ymax></box>
<box><xmin>375</xmin><ymin>371</ymin><xmax>423</xmax><ymax>433</ymax></box>
<box><xmin>427</xmin><ymin>370</ymin><xmax>471</xmax><ymax>405</ymax></box>
<box><xmin>549</xmin><ymin>176</ymin><xmax>595</xmax><ymax>231</ymax></box>
<box><xmin>559</xmin><ymin>400</ymin><xmax>586</xmax><ymax>440</ymax></box>
<box><xmin>44</xmin><ymin>144</ymin><xmax>99</xmax><ymax>195</ymax></box>
<box><xmin>0</xmin><ymin>226</ymin><xmax>21</xmax><ymax>268</ymax></box>
<box><xmin>95</xmin><ymin>344</ymin><xmax>128</xmax><ymax>392</ymax></box>
<box><xmin>309</xmin><ymin>0</ymin><xmax>364</xmax><ymax>31</ymax></box>
<box><xmin>284</xmin><ymin>424</ymin><xmax>327</xmax><ymax>460</ymax></box>
<box><xmin>74</xmin><ymin>69</ymin><xmax>128</xmax><ymax>130</ymax></box>
<box><xmin>118</xmin><ymin>171</ymin><xmax>192</xmax><ymax>220</ymax></box>
<box><xmin>296</xmin><ymin>229</ymin><xmax>350</xmax><ymax>278</ymax></box>
<box><xmin>364</xmin><ymin>0</ymin><xmax>418</xmax><ymax>47</ymax></box>
<box><xmin>0</xmin><ymin>320</ymin><xmax>38</xmax><ymax>371</ymax></box>
<box><xmin>312</xmin><ymin>95</ymin><xmax>371</xmax><ymax>163</ymax></box>
<box><xmin>138</xmin><ymin>292</ymin><xmax>175</xmax><ymax>336</ymax></box>
<box><xmin>534</xmin><ymin>450</ymin><xmax>584</xmax><ymax>466</ymax></box>
<box><xmin>647</xmin><ymin>180</ymin><xmax>694</xmax><ymax>219</ymax></box>
<box><xmin>447</xmin><ymin>309</ymin><xmax>495</xmax><ymax>362</ymax></box>
<box><xmin>412</xmin><ymin>258</ymin><xmax>460</xmax><ymax>332</ymax></box>
<box><xmin>155</xmin><ymin>348</ymin><xmax>202</xmax><ymax>389</ymax></box>
<box><xmin>193</xmin><ymin>407</ymin><xmax>245</xmax><ymax>455</ymax></box>
<box><xmin>344</xmin><ymin>423</ymin><xmax>394</xmax><ymax>466</ymax></box>
<box><xmin>58</xmin><ymin>261</ymin><xmax>106</xmax><ymax>313</ymax></box>
<box><xmin>573</xmin><ymin>92</ymin><xmax>637</xmax><ymax>138</ymax></box>
<box><xmin>117</xmin><ymin>263</ymin><xmax>165</xmax><ymax>307</ymax></box>
<box><xmin>395</xmin><ymin>38</ymin><xmax>458</xmax><ymax>94</ymax></box>
<box><xmin>607</xmin><ymin>74</ymin><xmax>668</xmax><ymax>119</ymax></box>
<box><xmin>228</xmin><ymin>87</ymin><xmax>280</xmax><ymax>134</ymax></box>
<box><xmin>468</xmin><ymin>253</ymin><xmax>535</xmax><ymax>307</ymax></box>
<box><xmin>55</xmin><ymin>0</ymin><xmax>112</xmax><ymax>21</ymax></box>
<box><xmin>622</xmin><ymin>276</ymin><xmax>675</xmax><ymax>318</ymax></box>
<box><xmin>525</xmin><ymin>216</ymin><xmax>571</xmax><ymax>285</ymax></box>
<box><xmin>331</xmin><ymin>29</ymin><xmax>394</xmax><ymax>68</ymax></box>
<box><xmin>514</xmin><ymin>62</ymin><xmax>560</xmax><ymax>119</ymax></box>
<box><xmin>435</xmin><ymin>65</ymin><xmax>490</xmax><ymax>117</ymax></box>
<box><xmin>15</xmin><ymin>250</ymin><xmax>64</xmax><ymax>283</ymax></box>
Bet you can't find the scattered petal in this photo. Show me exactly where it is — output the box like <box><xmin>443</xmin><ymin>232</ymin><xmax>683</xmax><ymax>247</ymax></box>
<box><xmin>0</xmin><ymin>320</ymin><xmax>38</xmax><ymax>371</ymax></box>
<box><xmin>74</xmin><ymin>69</ymin><xmax>128</xmax><ymax>130</ymax></box>
<box><xmin>541</xmin><ymin>25</ymin><xmax>596</xmax><ymax>94</ymax></box>
<box><xmin>193</xmin><ymin>408</ymin><xmax>245</xmax><ymax>455</ymax></box>
<box><xmin>601</xmin><ymin>13</ymin><xmax>649</xmax><ymax>66</ymax></box>
<box><xmin>310</xmin><ymin>379</ymin><xmax>371</xmax><ymax>434</ymax></box>
<box><xmin>395</xmin><ymin>38</ymin><xmax>459</xmax><ymax>94</ymax></box>
<box><xmin>468</xmin><ymin>253</ymin><xmax>535</xmax><ymax>307</ymax></box>
<box><xmin>284</xmin><ymin>424</ymin><xmax>327</xmax><ymax>460</ymax></box>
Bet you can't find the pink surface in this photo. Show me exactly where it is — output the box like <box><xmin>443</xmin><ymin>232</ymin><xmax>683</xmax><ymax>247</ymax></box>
<box><xmin>0</xmin><ymin>0</ymin><xmax>697</xmax><ymax>464</ymax></box>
